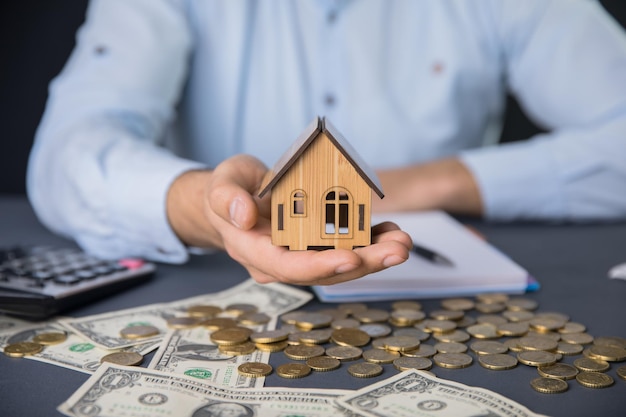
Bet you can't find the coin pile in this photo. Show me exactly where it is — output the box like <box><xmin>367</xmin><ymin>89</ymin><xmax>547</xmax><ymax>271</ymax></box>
<box><xmin>3</xmin><ymin>330</ymin><xmax>67</xmax><ymax>358</ymax></box>
<box><xmin>266</xmin><ymin>296</ymin><xmax>626</xmax><ymax>391</ymax></box>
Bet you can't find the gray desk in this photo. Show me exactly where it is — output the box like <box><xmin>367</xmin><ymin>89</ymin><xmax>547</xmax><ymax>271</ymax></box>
<box><xmin>1</xmin><ymin>196</ymin><xmax>625</xmax><ymax>417</ymax></box>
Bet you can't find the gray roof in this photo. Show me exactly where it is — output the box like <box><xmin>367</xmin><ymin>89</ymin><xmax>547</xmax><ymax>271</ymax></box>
<box><xmin>258</xmin><ymin>116</ymin><xmax>384</xmax><ymax>199</ymax></box>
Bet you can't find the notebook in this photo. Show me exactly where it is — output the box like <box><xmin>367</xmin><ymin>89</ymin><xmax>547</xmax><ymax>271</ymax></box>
<box><xmin>312</xmin><ymin>211</ymin><xmax>536</xmax><ymax>302</ymax></box>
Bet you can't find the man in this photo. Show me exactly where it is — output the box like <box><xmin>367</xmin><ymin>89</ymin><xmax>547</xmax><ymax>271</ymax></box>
<box><xmin>27</xmin><ymin>1</ymin><xmax>626</xmax><ymax>285</ymax></box>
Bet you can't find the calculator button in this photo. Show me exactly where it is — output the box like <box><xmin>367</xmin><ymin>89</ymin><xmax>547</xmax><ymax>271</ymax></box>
<box><xmin>75</xmin><ymin>270</ymin><xmax>98</xmax><ymax>280</ymax></box>
<box><xmin>118</xmin><ymin>259</ymin><xmax>144</xmax><ymax>270</ymax></box>
<box><xmin>54</xmin><ymin>274</ymin><xmax>82</xmax><ymax>285</ymax></box>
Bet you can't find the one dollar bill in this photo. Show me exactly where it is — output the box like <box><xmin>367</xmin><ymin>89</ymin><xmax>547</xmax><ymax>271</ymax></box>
<box><xmin>337</xmin><ymin>369</ymin><xmax>549</xmax><ymax>417</ymax></box>
<box><xmin>58</xmin><ymin>363</ymin><xmax>358</xmax><ymax>417</ymax></box>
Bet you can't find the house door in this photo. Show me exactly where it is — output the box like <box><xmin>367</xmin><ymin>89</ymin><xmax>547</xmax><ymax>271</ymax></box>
<box><xmin>322</xmin><ymin>187</ymin><xmax>352</xmax><ymax>239</ymax></box>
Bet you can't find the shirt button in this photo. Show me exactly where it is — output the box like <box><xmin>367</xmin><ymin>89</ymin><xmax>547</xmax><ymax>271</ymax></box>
<box><xmin>327</xmin><ymin>11</ymin><xmax>337</xmax><ymax>24</ymax></box>
<box><xmin>324</xmin><ymin>94</ymin><xmax>336</xmax><ymax>107</ymax></box>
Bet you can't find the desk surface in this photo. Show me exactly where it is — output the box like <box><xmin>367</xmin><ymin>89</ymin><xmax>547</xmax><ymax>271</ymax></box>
<box><xmin>1</xmin><ymin>196</ymin><xmax>626</xmax><ymax>417</ymax></box>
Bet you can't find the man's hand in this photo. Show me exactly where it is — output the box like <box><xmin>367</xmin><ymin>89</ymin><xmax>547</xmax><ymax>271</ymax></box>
<box><xmin>373</xmin><ymin>157</ymin><xmax>484</xmax><ymax>216</ymax></box>
<box><xmin>166</xmin><ymin>154</ymin><xmax>412</xmax><ymax>285</ymax></box>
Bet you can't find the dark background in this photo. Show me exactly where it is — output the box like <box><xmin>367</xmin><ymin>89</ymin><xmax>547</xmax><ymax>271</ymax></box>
<box><xmin>1</xmin><ymin>1</ymin><xmax>625</xmax><ymax>194</ymax></box>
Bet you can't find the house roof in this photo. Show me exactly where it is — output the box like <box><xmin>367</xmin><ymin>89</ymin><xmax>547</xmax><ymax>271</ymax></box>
<box><xmin>258</xmin><ymin>116</ymin><xmax>384</xmax><ymax>199</ymax></box>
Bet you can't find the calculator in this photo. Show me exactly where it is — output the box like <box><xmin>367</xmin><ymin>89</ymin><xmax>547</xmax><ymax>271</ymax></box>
<box><xmin>0</xmin><ymin>245</ymin><xmax>155</xmax><ymax>319</ymax></box>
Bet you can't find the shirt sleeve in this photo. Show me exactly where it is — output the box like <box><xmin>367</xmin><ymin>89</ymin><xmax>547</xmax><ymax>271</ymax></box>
<box><xmin>26</xmin><ymin>0</ymin><xmax>205</xmax><ymax>263</ymax></box>
<box><xmin>460</xmin><ymin>0</ymin><xmax>626</xmax><ymax>221</ymax></box>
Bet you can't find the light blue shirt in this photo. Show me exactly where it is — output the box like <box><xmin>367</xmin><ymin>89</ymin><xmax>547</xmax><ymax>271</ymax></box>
<box><xmin>27</xmin><ymin>0</ymin><xmax>626</xmax><ymax>263</ymax></box>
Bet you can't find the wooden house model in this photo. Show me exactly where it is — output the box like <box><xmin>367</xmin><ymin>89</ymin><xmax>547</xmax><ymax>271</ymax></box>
<box><xmin>258</xmin><ymin>116</ymin><xmax>384</xmax><ymax>250</ymax></box>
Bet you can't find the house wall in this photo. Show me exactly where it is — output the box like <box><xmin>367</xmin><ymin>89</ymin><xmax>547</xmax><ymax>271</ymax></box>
<box><xmin>271</xmin><ymin>132</ymin><xmax>372</xmax><ymax>250</ymax></box>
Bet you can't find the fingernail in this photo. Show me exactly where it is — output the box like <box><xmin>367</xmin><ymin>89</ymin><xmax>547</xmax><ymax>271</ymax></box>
<box><xmin>383</xmin><ymin>255</ymin><xmax>404</xmax><ymax>268</ymax></box>
<box><xmin>335</xmin><ymin>263</ymin><xmax>358</xmax><ymax>274</ymax></box>
<box><xmin>229</xmin><ymin>197</ymin><xmax>245</xmax><ymax>228</ymax></box>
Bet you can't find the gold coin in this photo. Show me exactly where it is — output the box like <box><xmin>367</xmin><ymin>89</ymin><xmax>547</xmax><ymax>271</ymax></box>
<box><xmin>237</xmin><ymin>362</ymin><xmax>273</xmax><ymax>377</ymax></box>
<box><xmin>224</xmin><ymin>303</ymin><xmax>258</xmax><ymax>317</ymax></box>
<box><xmin>383</xmin><ymin>336</ymin><xmax>421</xmax><ymax>352</ymax></box>
<box><xmin>616</xmin><ymin>365</ymin><xmax>626</xmax><ymax>380</ymax></box>
<box><xmin>295</xmin><ymin>312</ymin><xmax>333</xmax><ymax>330</ymax></box>
<box><xmin>573</xmin><ymin>357</ymin><xmax>610</xmax><ymax>372</ymax></box>
<box><xmin>284</xmin><ymin>344</ymin><xmax>325</xmax><ymax>360</ymax></box>
<box><xmin>502</xmin><ymin>310</ymin><xmax>534</xmax><ymax>322</ymax></box>
<box><xmin>478</xmin><ymin>353</ymin><xmax>518</xmax><ymax>370</ymax></box>
<box><xmin>249</xmin><ymin>329</ymin><xmax>290</xmax><ymax>344</ymax></box>
<box><xmin>466</xmin><ymin>323</ymin><xmax>499</xmax><ymax>339</ymax></box>
<box><xmin>315</xmin><ymin>308</ymin><xmax>348</xmax><ymax>321</ymax></box>
<box><xmin>476</xmin><ymin>293</ymin><xmax>509</xmax><ymax>304</ymax></box>
<box><xmin>187</xmin><ymin>304</ymin><xmax>222</xmax><ymax>318</ymax></box>
<box><xmin>422</xmin><ymin>319</ymin><xmax>456</xmax><ymax>334</ymax></box>
<box><xmin>218</xmin><ymin>341</ymin><xmax>256</xmax><ymax>356</ymax></box>
<box><xmin>517</xmin><ymin>351</ymin><xmax>558</xmax><ymax>367</ymax></box>
<box><xmin>506</xmin><ymin>298</ymin><xmax>538</xmax><ymax>311</ymax></box>
<box><xmin>455</xmin><ymin>316</ymin><xmax>477</xmax><ymax>328</ymax></box>
<box><xmin>32</xmin><ymin>332</ymin><xmax>67</xmax><ymax>346</ymax></box>
<box><xmin>529</xmin><ymin>317</ymin><xmax>566</xmax><ymax>333</ymax></box>
<box><xmin>431</xmin><ymin>330</ymin><xmax>470</xmax><ymax>343</ymax></box>
<box><xmin>3</xmin><ymin>341</ymin><xmax>43</xmax><ymax>357</ymax></box>
<box><xmin>530</xmin><ymin>377</ymin><xmax>568</xmax><ymax>394</ymax></box>
<box><xmin>503</xmin><ymin>338</ymin><xmax>524</xmax><ymax>353</ymax></box>
<box><xmin>337</xmin><ymin>303</ymin><xmax>369</xmax><ymax>315</ymax></box>
<box><xmin>433</xmin><ymin>352</ymin><xmax>473</xmax><ymax>369</ymax></box>
<box><xmin>331</xmin><ymin>318</ymin><xmax>361</xmax><ymax>329</ymax></box>
<box><xmin>306</xmin><ymin>356</ymin><xmax>341</xmax><ymax>371</ymax></box>
<box><xmin>238</xmin><ymin>312</ymin><xmax>271</xmax><ymax>326</ymax></box>
<box><xmin>359</xmin><ymin>324</ymin><xmax>392</xmax><ymax>338</ymax></box>
<box><xmin>347</xmin><ymin>362</ymin><xmax>383</xmax><ymax>378</ymax></box>
<box><xmin>200</xmin><ymin>317</ymin><xmax>239</xmax><ymax>330</ymax></box>
<box><xmin>402</xmin><ymin>344</ymin><xmax>437</xmax><ymax>358</ymax></box>
<box><xmin>476</xmin><ymin>314</ymin><xmax>507</xmax><ymax>326</ymax></box>
<box><xmin>429</xmin><ymin>309</ymin><xmax>464</xmax><ymax>321</ymax></box>
<box><xmin>558</xmin><ymin>322</ymin><xmax>586</xmax><ymax>334</ymax></box>
<box><xmin>210</xmin><ymin>327</ymin><xmax>253</xmax><ymax>346</ymax></box>
<box><xmin>362</xmin><ymin>349</ymin><xmax>400</xmax><ymax>364</ymax></box>
<box><xmin>537</xmin><ymin>363</ymin><xmax>578</xmax><ymax>380</ymax></box>
<box><xmin>393</xmin><ymin>356</ymin><xmax>433</xmax><ymax>371</ymax></box>
<box><xmin>331</xmin><ymin>328</ymin><xmax>371</xmax><ymax>347</ymax></box>
<box><xmin>325</xmin><ymin>345</ymin><xmax>363</xmax><ymax>361</ymax></box>
<box><xmin>297</xmin><ymin>329</ymin><xmax>333</xmax><ymax>345</ymax></box>
<box><xmin>441</xmin><ymin>298</ymin><xmax>475</xmax><ymax>311</ymax></box>
<box><xmin>576</xmin><ymin>371</ymin><xmax>614</xmax><ymax>388</ymax></box>
<box><xmin>475</xmin><ymin>302</ymin><xmax>506</xmax><ymax>314</ymax></box>
<box><xmin>534</xmin><ymin>312</ymin><xmax>570</xmax><ymax>322</ymax></box>
<box><xmin>593</xmin><ymin>336</ymin><xmax>626</xmax><ymax>349</ymax></box>
<box><xmin>555</xmin><ymin>342</ymin><xmax>583</xmax><ymax>356</ymax></box>
<box><xmin>119</xmin><ymin>325</ymin><xmax>160</xmax><ymax>340</ymax></box>
<box><xmin>518</xmin><ymin>335</ymin><xmax>558</xmax><ymax>352</ymax></box>
<box><xmin>496</xmin><ymin>322</ymin><xmax>529</xmax><ymax>337</ymax></box>
<box><xmin>255</xmin><ymin>340</ymin><xmax>288</xmax><ymax>353</ymax></box>
<box><xmin>470</xmin><ymin>340</ymin><xmax>508</xmax><ymax>355</ymax></box>
<box><xmin>434</xmin><ymin>342</ymin><xmax>467</xmax><ymax>354</ymax></box>
<box><xmin>391</xmin><ymin>300</ymin><xmax>422</xmax><ymax>311</ymax></box>
<box><xmin>100</xmin><ymin>351</ymin><xmax>144</xmax><ymax>366</ymax></box>
<box><xmin>560</xmin><ymin>333</ymin><xmax>594</xmax><ymax>345</ymax></box>
<box><xmin>352</xmin><ymin>309</ymin><xmax>390</xmax><ymax>323</ymax></box>
<box><xmin>276</xmin><ymin>363</ymin><xmax>311</xmax><ymax>379</ymax></box>
<box><xmin>395</xmin><ymin>327</ymin><xmax>430</xmax><ymax>341</ymax></box>
<box><xmin>390</xmin><ymin>309</ymin><xmax>426</xmax><ymax>326</ymax></box>
<box><xmin>587</xmin><ymin>344</ymin><xmax>626</xmax><ymax>362</ymax></box>
<box><xmin>280</xmin><ymin>311</ymin><xmax>307</xmax><ymax>324</ymax></box>
<box><xmin>166</xmin><ymin>316</ymin><xmax>202</xmax><ymax>329</ymax></box>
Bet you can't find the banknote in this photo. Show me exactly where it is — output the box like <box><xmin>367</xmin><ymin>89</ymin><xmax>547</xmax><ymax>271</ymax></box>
<box><xmin>0</xmin><ymin>321</ymin><xmax>157</xmax><ymax>373</ymax></box>
<box><xmin>59</xmin><ymin>279</ymin><xmax>313</xmax><ymax>350</ymax></box>
<box><xmin>58</xmin><ymin>363</ymin><xmax>358</xmax><ymax>417</ymax></box>
<box><xmin>337</xmin><ymin>369</ymin><xmax>549</xmax><ymax>417</ymax></box>
<box><xmin>148</xmin><ymin>324</ymin><xmax>275</xmax><ymax>388</ymax></box>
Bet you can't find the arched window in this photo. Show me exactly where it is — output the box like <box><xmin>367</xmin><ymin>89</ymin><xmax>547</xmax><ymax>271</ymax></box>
<box><xmin>291</xmin><ymin>190</ymin><xmax>306</xmax><ymax>217</ymax></box>
<box><xmin>324</xmin><ymin>188</ymin><xmax>351</xmax><ymax>236</ymax></box>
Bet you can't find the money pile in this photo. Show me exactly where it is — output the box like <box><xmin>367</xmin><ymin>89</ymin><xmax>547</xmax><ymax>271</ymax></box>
<box><xmin>263</xmin><ymin>295</ymin><xmax>626</xmax><ymax>394</ymax></box>
<box><xmin>0</xmin><ymin>279</ymin><xmax>313</xmax><ymax>384</ymax></box>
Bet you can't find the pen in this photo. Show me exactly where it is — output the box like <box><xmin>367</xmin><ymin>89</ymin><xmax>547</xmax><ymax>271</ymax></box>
<box><xmin>411</xmin><ymin>243</ymin><xmax>455</xmax><ymax>267</ymax></box>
